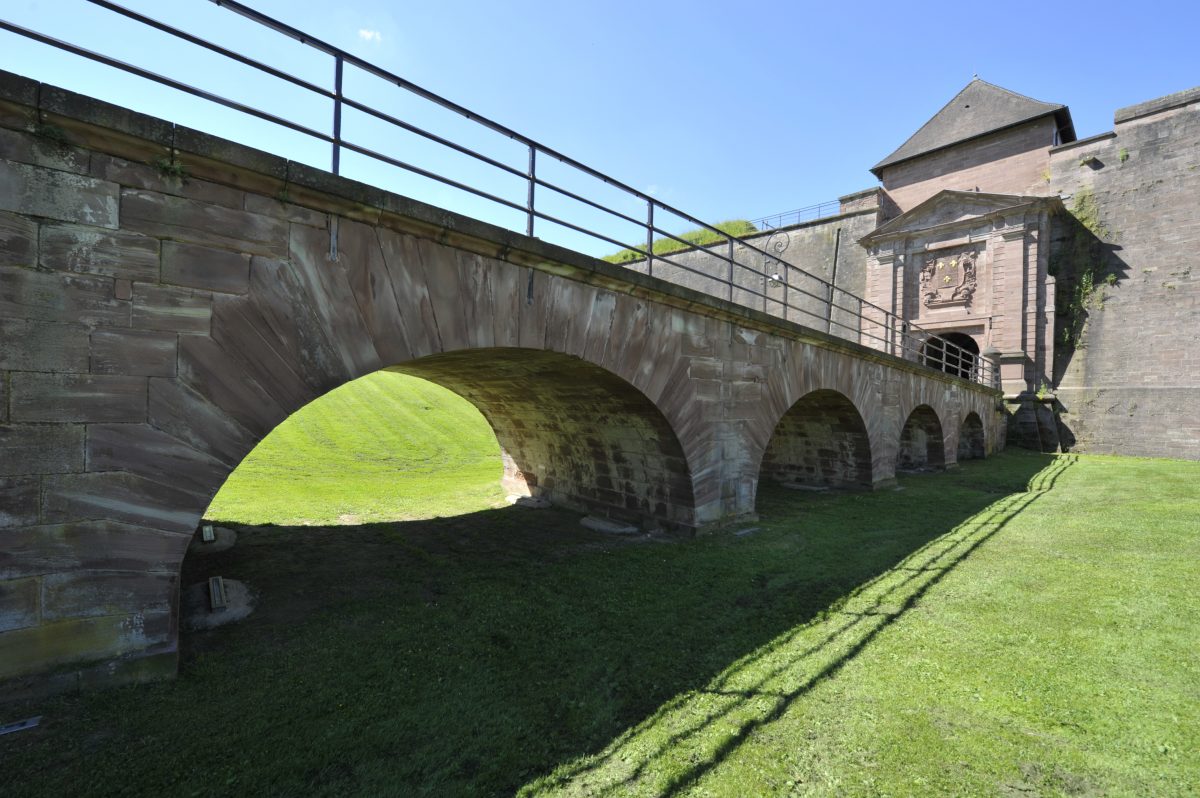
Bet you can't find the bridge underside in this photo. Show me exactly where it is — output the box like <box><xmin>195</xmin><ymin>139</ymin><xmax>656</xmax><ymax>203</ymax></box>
<box><xmin>0</xmin><ymin>74</ymin><xmax>1003</xmax><ymax>690</ymax></box>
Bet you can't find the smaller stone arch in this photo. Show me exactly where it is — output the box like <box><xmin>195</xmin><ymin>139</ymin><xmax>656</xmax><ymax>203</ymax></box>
<box><xmin>922</xmin><ymin>332</ymin><xmax>980</xmax><ymax>380</ymax></box>
<box><xmin>759</xmin><ymin>389</ymin><xmax>873</xmax><ymax>488</ymax></box>
<box><xmin>957</xmin><ymin>411</ymin><xmax>986</xmax><ymax>460</ymax></box>
<box><xmin>898</xmin><ymin>404</ymin><xmax>946</xmax><ymax>471</ymax></box>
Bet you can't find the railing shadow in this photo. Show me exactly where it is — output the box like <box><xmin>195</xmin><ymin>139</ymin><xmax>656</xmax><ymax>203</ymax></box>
<box><xmin>520</xmin><ymin>454</ymin><xmax>1075</xmax><ymax>797</ymax></box>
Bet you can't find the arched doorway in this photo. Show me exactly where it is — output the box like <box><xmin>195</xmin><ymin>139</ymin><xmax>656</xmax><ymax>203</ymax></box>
<box><xmin>922</xmin><ymin>332</ymin><xmax>979</xmax><ymax>380</ymax></box>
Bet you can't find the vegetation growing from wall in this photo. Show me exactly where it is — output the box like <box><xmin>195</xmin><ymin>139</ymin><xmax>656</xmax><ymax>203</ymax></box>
<box><xmin>1050</xmin><ymin>187</ymin><xmax>1111</xmax><ymax>349</ymax></box>
<box><xmin>602</xmin><ymin>219</ymin><xmax>758</xmax><ymax>264</ymax></box>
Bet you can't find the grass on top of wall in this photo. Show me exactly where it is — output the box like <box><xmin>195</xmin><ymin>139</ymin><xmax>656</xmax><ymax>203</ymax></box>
<box><xmin>601</xmin><ymin>219</ymin><xmax>758</xmax><ymax>264</ymax></box>
<box><xmin>3</xmin><ymin>373</ymin><xmax>1197</xmax><ymax>797</ymax></box>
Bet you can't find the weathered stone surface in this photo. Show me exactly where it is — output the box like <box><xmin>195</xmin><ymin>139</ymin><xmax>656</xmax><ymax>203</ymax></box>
<box><xmin>209</xmin><ymin>295</ymin><xmax>316</xmax><ymax>413</ymax></box>
<box><xmin>147</xmin><ymin>378</ymin><xmax>257</xmax><ymax>469</ymax></box>
<box><xmin>89</xmin><ymin>153</ymin><xmax>244</xmax><ymax>210</ymax></box>
<box><xmin>176</xmin><ymin>335</ymin><xmax>287</xmax><ymax>437</ymax></box>
<box><xmin>0</xmin><ymin>424</ymin><xmax>85</xmax><ymax>476</ymax></box>
<box><xmin>90</xmin><ymin>329</ymin><xmax>177</xmax><ymax>377</ymax></box>
<box><xmin>0</xmin><ymin>611</ymin><xmax>173</xmax><ymax>681</ymax></box>
<box><xmin>9</xmin><ymin>373</ymin><xmax>146</xmax><ymax>423</ymax></box>
<box><xmin>243</xmin><ymin>193</ymin><xmax>326</xmax><ymax>227</ymax></box>
<box><xmin>41</xmin><ymin>571</ymin><xmax>175</xmax><ymax>621</ymax></box>
<box><xmin>0</xmin><ymin>211</ymin><xmax>37</xmax><ymax>268</ymax></box>
<box><xmin>0</xmin><ymin>521</ymin><xmax>189</xmax><ymax>579</ymax></box>
<box><xmin>0</xmin><ymin>476</ymin><xmax>40</xmax><ymax>527</ymax></box>
<box><xmin>42</xmin><ymin>471</ymin><xmax>204</xmax><ymax>533</ymax></box>
<box><xmin>0</xmin><ymin>160</ymin><xmax>118</xmax><ymax>228</ymax></box>
<box><xmin>245</xmin><ymin>257</ymin><xmax>352</xmax><ymax>391</ymax></box>
<box><xmin>39</xmin><ymin>222</ymin><xmax>159</xmax><ymax>281</ymax></box>
<box><xmin>121</xmin><ymin>189</ymin><xmax>288</xmax><ymax>258</ymax></box>
<box><xmin>0</xmin><ymin>266</ymin><xmax>129</xmax><ymax>327</ymax></box>
<box><xmin>0</xmin><ymin>127</ymin><xmax>91</xmax><ymax>174</ymax></box>
<box><xmin>87</xmin><ymin>423</ymin><xmax>227</xmax><ymax>497</ymax></box>
<box><xmin>0</xmin><ymin>578</ymin><xmax>39</xmax><ymax>633</ymax></box>
<box><xmin>131</xmin><ymin>284</ymin><xmax>211</xmax><ymax>333</ymax></box>
<box><xmin>0</xmin><ymin>317</ymin><xmax>90</xmax><ymax>372</ymax></box>
<box><xmin>161</xmin><ymin>240</ymin><xmax>249</xmax><ymax>294</ymax></box>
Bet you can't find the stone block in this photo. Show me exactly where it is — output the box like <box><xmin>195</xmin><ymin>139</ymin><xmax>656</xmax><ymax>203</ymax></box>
<box><xmin>209</xmin><ymin>295</ymin><xmax>317</xmax><ymax>412</ymax></box>
<box><xmin>90</xmin><ymin>329</ymin><xmax>177</xmax><ymax>377</ymax></box>
<box><xmin>161</xmin><ymin>240</ymin><xmax>249</xmax><ymax>294</ymax></box>
<box><xmin>146</xmin><ymin>377</ymin><xmax>258</xmax><ymax>469</ymax></box>
<box><xmin>9</xmin><ymin>373</ymin><xmax>146</xmax><ymax>422</ymax></box>
<box><xmin>0</xmin><ymin>520</ymin><xmax>189</xmax><ymax>580</ymax></box>
<box><xmin>131</xmin><ymin>283</ymin><xmax>212</xmax><ymax>333</ymax></box>
<box><xmin>0</xmin><ymin>424</ymin><xmax>85</xmax><ymax>476</ymax></box>
<box><xmin>0</xmin><ymin>127</ymin><xmax>91</xmax><ymax>174</ymax></box>
<box><xmin>0</xmin><ymin>611</ymin><xmax>173</xmax><ymax>682</ymax></box>
<box><xmin>176</xmin><ymin>335</ymin><xmax>287</xmax><ymax>437</ymax></box>
<box><xmin>0</xmin><ymin>211</ymin><xmax>37</xmax><ymax>268</ymax></box>
<box><xmin>39</xmin><ymin>222</ymin><xmax>160</xmax><ymax>281</ymax></box>
<box><xmin>120</xmin><ymin>189</ymin><xmax>288</xmax><ymax>258</ymax></box>
<box><xmin>0</xmin><ymin>577</ymin><xmax>39</xmax><ymax>633</ymax></box>
<box><xmin>243</xmin><ymin>193</ymin><xmax>326</xmax><ymax>227</ymax></box>
<box><xmin>0</xmin><ymin>475</ymin><xmax>40</xmax><ymax>527</ymax></box>
<box><xmin>0</xmin><ymin>371</ymin><xmax>6</xmax><ymax>422</ymax></box>
<box><xmin>0</xmin><ymin>160</ymin><xmax>118</xmax><ymax>228</ymax></box>
<box><xmin>89</xmin><ymin>153</ymin><xmax>244</xmax><ymax>210</ymax></box>
<box><xmin>0</xmin><ymin>317</ymin><xmax>90</xmax><ymax>372</ymax></box>
<box><xmin>42</xmin><ymin>471</ymin><xmax>205</xmax><ymax>533</ymax></box>
<box><xmin>87</xmin><ymin>423</ymin><xmax>228</xmax><ymax>497</ymax></box>
<box><xmin>0</xmin><ymin>266</ymin><xmax>130</xmax><ymax>327</ymax></box>
<box><xmin>41</xmin><ymin>571</ymin><xmax>175</xmax><ymax>621</ymax></box>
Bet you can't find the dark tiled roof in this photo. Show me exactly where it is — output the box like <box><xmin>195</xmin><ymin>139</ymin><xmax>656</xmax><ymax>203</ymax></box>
<box><xmin>871</xmin><ymin>79</ymin><xmax>1075</xmax><ymax>176</ymax></box>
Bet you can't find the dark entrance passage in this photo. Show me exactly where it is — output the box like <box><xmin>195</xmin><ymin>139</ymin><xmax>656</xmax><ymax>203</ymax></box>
<box><xmin>922</xmin><ymin>332</ymin><xmax>980</xmax><ymax>380</ymax></box>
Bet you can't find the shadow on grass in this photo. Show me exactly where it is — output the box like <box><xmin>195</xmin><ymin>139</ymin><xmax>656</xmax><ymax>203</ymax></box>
<box><xmin>5</xmin><ymin>451</ymin><xmax>1061</xmax><ymax>798</ymax></box>
<box><xmin>522</xmin><ymin>454</ymin><xmax>1077</xmax><ymax>796</ymax></box>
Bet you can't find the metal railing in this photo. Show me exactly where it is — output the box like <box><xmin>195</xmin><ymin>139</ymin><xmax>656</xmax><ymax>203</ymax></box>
<box><xmin>0</xmin><ymin>0</ymin><xmax>997</xmax><ymax>389</ymax></box>
<box><xmin>750</xmin><ymin>200</ymin><xmax>842</xmax><ymax>231</ymax></box>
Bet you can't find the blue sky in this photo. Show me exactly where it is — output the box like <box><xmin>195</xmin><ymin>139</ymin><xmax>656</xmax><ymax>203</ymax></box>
<box><xmin>2</xmin><ymin>0</ymin><xmax>1197</xmax><ymax>257</ymax></box>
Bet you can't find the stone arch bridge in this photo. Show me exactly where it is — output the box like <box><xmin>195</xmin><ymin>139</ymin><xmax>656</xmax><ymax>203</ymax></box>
<box><xmin>0</xmin><ymin>75</ymin><xmax>1002</xmax><ymax>687</ymax></box>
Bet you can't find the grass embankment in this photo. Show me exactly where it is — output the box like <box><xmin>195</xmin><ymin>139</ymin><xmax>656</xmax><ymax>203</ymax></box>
<box><xmin>3</xmin><ymin>373</ymin><xmax>1197</xmax><ymax>797</ymax></box>
<box><xmin>602</xmin><ymin>220</ymin><xmax>757</xmax><ymax>264</ymax></box>
<box><xmin>204</xmin><ymin>370</ymin><xmax>506</xmax><ymax>525</ymax></box>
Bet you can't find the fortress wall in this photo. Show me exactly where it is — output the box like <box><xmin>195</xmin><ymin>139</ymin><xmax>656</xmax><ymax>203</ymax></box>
<box><xmin>621</xmin><ymin>205</ymin><xmax>877</xmax><ymax>343</ymax></box>
<box><xmin>1047</xmin><ymin>88</ymin><xmax>1200</xmax><ymax>459</ymax></box>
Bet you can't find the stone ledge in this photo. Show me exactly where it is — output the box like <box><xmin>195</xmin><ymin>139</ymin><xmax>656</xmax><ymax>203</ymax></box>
<box><xmin>1115</xmin><ymin>85</ymin><xmax>1200</xmax><ymax>125</ymax></box>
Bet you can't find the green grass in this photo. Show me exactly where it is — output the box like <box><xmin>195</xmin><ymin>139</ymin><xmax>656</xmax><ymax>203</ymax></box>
<box><xmin>602</xmin><ymin>220</ymin><xmax>758</xmax><ymax>264</ymax></box>
<box><xmin>4</xmin><ymin>378</ymin><xmax>1198</xmax><ymax>797</ymax></box>
<box><xmin>204</xmin><ymin>370</ymin><xmax>506</xmax><ymax>524</ymax></box>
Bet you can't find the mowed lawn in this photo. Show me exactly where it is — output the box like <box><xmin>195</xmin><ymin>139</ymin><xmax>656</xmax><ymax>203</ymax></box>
<box><xmin>3</xmin><ymin>373</ymin><xmax>1197</xmax><ymax>797</ymax></box>
<box><xmin>204</xmin><ymin>370</ymin><xmax>507</xmax><ymax>524</ymax></box>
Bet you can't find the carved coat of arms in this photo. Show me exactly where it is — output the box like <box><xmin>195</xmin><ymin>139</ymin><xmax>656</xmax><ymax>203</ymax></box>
<box><xmin>921</xmin><ymin>249</ymin><xmax>978</xmax><ymax>307</ymax></box>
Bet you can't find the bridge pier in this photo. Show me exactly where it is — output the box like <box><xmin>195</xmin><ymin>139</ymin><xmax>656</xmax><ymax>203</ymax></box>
<box><xmin>0</xmin><ymin>73</ymin><xmax>1002</xmax><ymax>691</ymax></box>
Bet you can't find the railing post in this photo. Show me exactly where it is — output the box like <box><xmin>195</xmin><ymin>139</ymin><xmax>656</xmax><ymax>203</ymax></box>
<box><xmin>331</xmin><ymin>54</ymin><xmax>343</xmax><ymax>175</ymax></box>
<box><xmin>727</xmin><ymin>238</ymin><xmax>734</xmax><ymax>301</ymax></box>
<box><xmin>526</xmin><ymin>147</ymin><xmax>536</xmax><ymax>237</ymax></box>
<box><xmin>646</xmin><ymin>201</ymin><xmax>654</xmax><ymax>278</ymax></box>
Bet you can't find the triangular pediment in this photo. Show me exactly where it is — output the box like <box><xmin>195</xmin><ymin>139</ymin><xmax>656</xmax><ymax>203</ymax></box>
<box><xmin>860</xmin><ymin>190</ymin><xmax>1055</xmax><ymax>244</ymax></box>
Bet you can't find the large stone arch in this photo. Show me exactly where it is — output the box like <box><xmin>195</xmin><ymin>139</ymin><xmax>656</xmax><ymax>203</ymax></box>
<box><xmin>897</xmin><ymin>404</ymin><xmax>947</xmax><ymax>471</ymax></box>
<box><xmin>758</xmin><ymin>389</ymin><xmax>873</xmax><ymax>488</ymax></box>
<box><xmin>390</xmin><ymin>349</ymin><xmax>695</xmax><ymax>527</ymax></box>
<box><xmin>957</xmin><ymin>411</ymin><xmax>986</xmax><ymax>461</ymax></box>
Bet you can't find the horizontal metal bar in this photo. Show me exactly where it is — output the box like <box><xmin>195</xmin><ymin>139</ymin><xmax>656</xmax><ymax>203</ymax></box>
<box><xmin>0</xmin><ymin>19</ymin><xmax>334</xmax><ymax>144</ymax></box>
<box><xmin>87</xmin><ymin>0</ymin><xmax>334</xmax><ymax>99</ymax></box>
